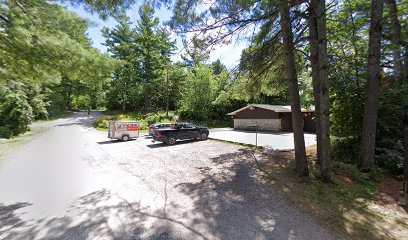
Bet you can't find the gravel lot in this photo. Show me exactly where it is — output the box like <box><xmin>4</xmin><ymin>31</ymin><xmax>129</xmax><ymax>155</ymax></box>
<box><xmin>0</xmin><ymin>112</ymin><xmax>332</xmax><ymax>239</ymax></box>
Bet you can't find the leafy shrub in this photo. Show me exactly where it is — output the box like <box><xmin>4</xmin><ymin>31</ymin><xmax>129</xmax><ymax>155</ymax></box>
<box><xmin>93</xmin><ymin>112</ymin><xmax>162</xmax><ymax>131</ymax></box>
<box><xmin>375</xmin><ymin>138</ymin><xmax>404</xmax><ymax>175</ymax></box>
<box><xmin>0</xmin><ymin>127</ymin><xmax>13</xmax><ymax>139</ymax></box>
<box><xmin>375</xmin><ymin>84</ymin><xmax>408</xmax><ymax>174</ymax></box>
<box><xmin>0</xmin><ymin>82</ymin><xmax>33</xmax><ymax>138</ymax></box>
<box><xmin>145</xmin><ymin>112</ymin><xmax>177</xmax><ymax>123</ymax></box>
<box><xmin>332</xmin><ymin>137</ymin><xmax>360</xmax><ymax>164</ymax></box>
<box><xmin>93</xmin><ymin>116</ymin><xmax>118</xmax><ymax>129</ymax></box>
<box><xmin>72</xmin><ymin>95</ymin><xmax>91</xmax><ymax>110</ymax></box>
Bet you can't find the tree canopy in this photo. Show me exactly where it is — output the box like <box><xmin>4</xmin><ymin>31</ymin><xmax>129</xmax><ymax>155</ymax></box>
<box><xmin>0</xmin><ymin>0</ymin><xmax>407</xmax><ymax>176</ymax></box>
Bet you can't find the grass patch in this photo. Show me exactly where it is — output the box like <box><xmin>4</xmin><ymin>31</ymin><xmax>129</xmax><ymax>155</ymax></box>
<box><xmin>260</xmin><ymin>148</ymin><xmax>408</xmax><ymax>240</ymax></box>
<box><xmin>95</xmin><ymin>126</ymin><xmax>108</xmax><ymax>132</ymax></box>
<box><xmin>0</xmin><ymin>127</ymin><xmax>47</xmax><ymax>166</ymax></box>
<box><xmin>209</xmin><ymin>138</ymin><xmax>264</xmax><ymax>149</ymax></box>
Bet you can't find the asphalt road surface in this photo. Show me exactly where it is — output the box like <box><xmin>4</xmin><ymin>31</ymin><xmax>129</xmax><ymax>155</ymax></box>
<box><xmin>0</xmin><ymin>112</ymin><xmax>332</xmax><ymax>240</ymax></box>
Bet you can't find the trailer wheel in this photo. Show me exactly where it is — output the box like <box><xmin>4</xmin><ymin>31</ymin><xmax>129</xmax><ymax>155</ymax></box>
<box><xmin>122</xmin><ymin>135</ymin><xmax>130</xmax><ymax>141</ymax></box>
<box><xmin>167</xmin><ymin>136</ymin><xmax>176</xmax><ymax>145</ymax></box>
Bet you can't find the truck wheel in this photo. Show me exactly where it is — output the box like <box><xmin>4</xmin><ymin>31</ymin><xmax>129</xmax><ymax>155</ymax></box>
<box><xmin>122</xmin><ymin>135</ymin><xmax>130</xmax><ymax>141</ymax></box>
<box><xmin>167</xmin><ymin>137</ymin><xmax>176</xmax><ymax>145</ymax></box>
<box><xmin>200</xmin><ymin>132</ymin><xmax>208</xmax><ymax>140</ymax></box>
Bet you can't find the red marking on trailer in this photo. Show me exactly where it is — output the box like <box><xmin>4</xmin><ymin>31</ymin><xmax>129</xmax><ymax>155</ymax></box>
<box><xmin>127</xmin><ymin>126</ymin><xmax>139</xmax><ymax>131</ymax></box>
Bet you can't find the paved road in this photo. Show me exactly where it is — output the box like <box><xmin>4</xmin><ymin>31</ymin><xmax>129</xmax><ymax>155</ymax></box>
<box><xmin>209</xmin><ymin>129</ymin><xmax>316</xmax><ymax>150</ymax></box>
<box><xmin>0</xmin><ymin>112</ymin><xmax>332</xmax><ymax>239</ymax></box>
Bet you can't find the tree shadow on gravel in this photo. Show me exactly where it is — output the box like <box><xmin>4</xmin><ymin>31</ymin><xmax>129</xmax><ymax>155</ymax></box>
<box><xmin>175</xmin><ymin>148</ymin><xmax>332</xmax><ymax>239</ymax></box>
<box><xmin>0</xmin><ymin>189</ymin><xmax>193</xmax><ymax>240</ymax></box>
<box><xmin>0</xmin><ymin>187</ymin><xmax>227</xmax><ymax>240</ymax></box>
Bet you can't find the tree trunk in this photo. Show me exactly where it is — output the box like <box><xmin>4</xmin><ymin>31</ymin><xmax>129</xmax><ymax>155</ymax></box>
<box><xmin>387</xmin><ymin>0</ymin><xmax>402</xmax><ymax>84</ymax></box>
<box><xmin>358</xmin><ymin>0</ymin><xmax>384</xmax><ymax>171</ymax></box>
<box><xmin>66</xmin><ymin>83</ymin><xmax>72</xmax><ymax>110</ymax></box>
<box><xmin>121</xmin><ymin>89</ymin><xmax>127</xmax><ymax>112</ymax></box>
<box><xmin>314</xmin><ymin>0</ymin><xmax>332</xmax><ymax>182</ymax></box>
<box><xmin>404</xmin><ymin>128</ymin><xmax>408</xmax><ymax>205</ymax></box>
<box><xmin>280</xmin><ymin>1</ymin><xmax>309</xmax><ymax>177</ymax></box>
<box><xmin>308</xmin><ymin>3</ymin><xmax>322</xmax><ymax>166</ymax></box>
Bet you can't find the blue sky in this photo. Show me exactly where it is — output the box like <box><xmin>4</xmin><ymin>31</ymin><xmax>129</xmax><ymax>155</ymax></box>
<box><xmin>65</xmin><ymin>3</ymin><xmax>247</xmax><ymax>68</ymax></box>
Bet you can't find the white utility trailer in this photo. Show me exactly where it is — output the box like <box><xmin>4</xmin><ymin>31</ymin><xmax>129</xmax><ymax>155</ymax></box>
<box><xmin>108</xmin><ymin>121</ymin><xmax>140</xmax><ymax>141</ymax></box>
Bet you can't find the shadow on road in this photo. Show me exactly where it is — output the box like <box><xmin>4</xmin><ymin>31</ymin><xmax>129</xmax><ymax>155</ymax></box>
<box><xmin>0</xmin><ymin>188</ymin><xmax>217</xmax><ymax>239</ymax></box>
<box><xmin>52</xmin><ymin>112</ymin><xmax>105</xmax><ymax>131</ymax></box>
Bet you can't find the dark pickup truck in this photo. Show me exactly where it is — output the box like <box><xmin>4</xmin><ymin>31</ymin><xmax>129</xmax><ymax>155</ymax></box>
<box><xmin>152</xmin><ymin>123</ymin><xmax>209</xmax><ymax>145</ymax></box>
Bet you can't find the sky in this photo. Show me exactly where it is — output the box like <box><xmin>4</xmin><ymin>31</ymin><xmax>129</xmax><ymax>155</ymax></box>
<box><xmin>65</xmin><ymin>3</ymin><xmax>247</xmax><ymax>68</ymax></box>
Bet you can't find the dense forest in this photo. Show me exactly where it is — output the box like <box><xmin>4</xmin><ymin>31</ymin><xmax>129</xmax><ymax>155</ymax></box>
<box><xmin>0</xmin><ymin>0</ymin><xmax>407</xmax><ymax>177</ymax></box>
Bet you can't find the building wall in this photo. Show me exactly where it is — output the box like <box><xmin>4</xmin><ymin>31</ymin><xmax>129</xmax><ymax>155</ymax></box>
<box><xmin>277</xmin><ymin>112</ymin><xmax>316</xmax><ymax>132</ymax></box>
<box><xmin>233</xmin><ymin>119</ymin><xmax>282</xmax><ymax>132</ymax></box>
<box><xmin>278</xmin><ymin>112</ymin><xmax>293</xmax><ymax>132</ymax></box>
<box><xmin>231</xmin><ymin>106</ymin><xmax>316</xmax><ymax>132</ymax></box>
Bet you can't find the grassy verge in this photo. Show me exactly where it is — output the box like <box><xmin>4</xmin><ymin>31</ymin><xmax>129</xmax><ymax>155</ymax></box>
<box><xmin>209</xmin><ymin>138</ymin><xmax>264</xmax><ymax>149</ymax></box>
<box><xmin>260</xmin><ymin>147</ymin><xmax>408</xmax><ymax>240</ymax></box>
<box><xmin>0</xmin><ymin>127</ymin><xmax>47</xmax><ymax>166</ymax></box>
<box><xmin>95</xmin><ymin>126</ymin><xmax>108</xmax><ymax>132</ymax></box>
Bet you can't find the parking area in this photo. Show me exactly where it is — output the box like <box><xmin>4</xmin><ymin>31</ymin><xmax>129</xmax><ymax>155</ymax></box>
<box><xmin>209</xmin><ymin>128</ymin><xmax>316</xmax><ymax>150</ymax></box>
<box><xmin>0</xmin><ymin>113</ymin><xmax>330</xmax><ymax>239</ymax></box>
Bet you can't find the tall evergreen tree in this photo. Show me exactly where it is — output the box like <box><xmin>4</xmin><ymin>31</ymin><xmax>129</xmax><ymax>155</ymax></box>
<box><xmin>358</xmin><ymin>0</ymin><xmax>384</xmax><ymax>171</ymax></box>
<box><xmin>135</xmin><ymin>4</ymin><xmax>174</xmax><ymax>111</ymax></box>
<box><xmin>279</xmin><ymin>0</ymin><xmax>309</xmax><ymax>177</ymax></box>
<box><xmin>102</xmin><ymin>15</ymin><xmax>137</xmax><ymax>111</ymax></box>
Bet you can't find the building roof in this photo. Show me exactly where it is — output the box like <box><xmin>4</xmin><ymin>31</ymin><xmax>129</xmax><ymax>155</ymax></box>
<box><xmin>226</xmin><ymin>104</ymin><xmax>315</xmax><ymax>116</ymax></box>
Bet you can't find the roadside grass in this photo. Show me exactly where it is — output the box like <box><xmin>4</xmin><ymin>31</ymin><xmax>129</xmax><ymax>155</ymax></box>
<box><xmin>209</xmin><ymin>138</ymin><xmax>264</xmax><ymax>149</ymax></box>
<box><xmin>95</xmin><ymin>126</ymin><xmax>108</xmax><ymax>132</ymax></box>
<box><xmin>260</xmin><ymin>147</ymin><xmax>408</xmax><ymax>240</ymax></box>
<box><xmin>0</xmin><ymin>127</ymin><xmax>47</xmax><ymax>166</ymax></box>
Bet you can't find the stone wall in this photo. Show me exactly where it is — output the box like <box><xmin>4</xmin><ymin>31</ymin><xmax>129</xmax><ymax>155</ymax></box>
<box><xmin>233</xmin><ymin>119</ymin><xmax>282</xmax><ymax>132</ymax></box>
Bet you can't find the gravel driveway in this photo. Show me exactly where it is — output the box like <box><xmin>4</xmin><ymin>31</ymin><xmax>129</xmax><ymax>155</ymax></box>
<box><xmin>0</xmin><ymin>112</ymin><xmax>332</xmax><ymax>239</ymax></box>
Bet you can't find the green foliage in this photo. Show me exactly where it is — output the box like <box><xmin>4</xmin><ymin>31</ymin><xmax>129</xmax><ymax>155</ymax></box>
<box><xmin>0</xmin><ymin>0</ymin><xmax>117</xmax><ymax>137</ymax></box>
<box><xmin>179</xmin><ymin>65</ymin><xmax>216</xmax><ymax>120</ymax></box>
<box><xmin>0</xmin><ymin>82</ymin><xmax>33</xmax><ymax>138</ymax></box>
<box><xmin>332</xmin><ymin>137</ymin><xmax>360</xmax><ymax>164</ymax></box>
<box><xmin>103</xmin><ymin>4</ymin><xmax>175</xmax><ymax>112</ymax></box>
<box><xmin>94</xmin><ymin>111</ymin><xmax>177</xmax><ymax>131</ymax></box>
<box><xmin>66</xmin><ymin>0</ymin><xmax>136</xmax><ymax>19</ymax></box>
<box><xmin>375</xmin><ymin>84</ymin><xmax>408</xmax><ymax>174</ymax></box>
<box><xmin>145</xmin><ymin>112</ymin><xmax>177</xmax><ymax>123</ymax></box>
<box><xmin>328</xmin><ymin>0</ymin><xmax>370</xmax><ymax>138</ymax></box>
